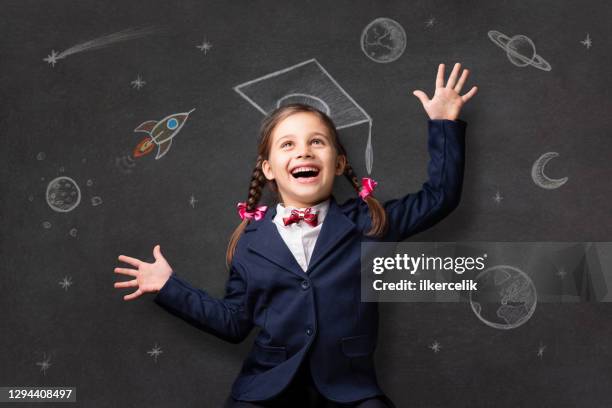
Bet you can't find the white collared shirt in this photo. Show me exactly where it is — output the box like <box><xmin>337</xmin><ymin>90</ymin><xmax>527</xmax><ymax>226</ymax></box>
<box><xmin>272</xmin><ymin>198</ymin><xmax>331</xmax><ymax>273</ymax></box>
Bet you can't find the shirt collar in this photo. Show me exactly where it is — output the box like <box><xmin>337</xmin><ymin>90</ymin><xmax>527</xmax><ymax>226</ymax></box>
<box><xmin>273</xmin><ymin>198</ymin><xmax>331</xmax><ymax>227</ymax></box>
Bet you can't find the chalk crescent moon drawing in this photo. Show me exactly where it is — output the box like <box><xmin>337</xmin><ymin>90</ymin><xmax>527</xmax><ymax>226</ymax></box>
<box><xmin>531</xmin><ymin>152</ymin><xmax>568</xmax><ymax>189</ymax></box>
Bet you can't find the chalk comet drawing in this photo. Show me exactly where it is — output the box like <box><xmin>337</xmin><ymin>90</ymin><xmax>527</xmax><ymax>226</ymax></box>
<box><xmin>531</xmin><ymin>152</ymin><xmax>568</xmax><ymax>189</ymax></box>
<box><xmin>133</xmin><ymin>109</ymin><xmax>196</xmax><ymax>160</ymax></box>
<box><xmin>488</xmin><ymin>30</ymin><xmax>551</xmax><ymax>71</ymax></box>
<box><xmin>44</xmin><ymin>26</ymin><xmax>162</xmax><ymax>67</ymax></box>
<box><xmin>234</xmin><ymin>59</ymin><xmax>375</xmax><ymax>174</ymax></box>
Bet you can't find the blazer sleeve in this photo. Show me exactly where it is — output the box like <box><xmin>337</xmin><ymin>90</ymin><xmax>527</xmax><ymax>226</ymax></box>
<box><xmin>152</xmin><ymin>260</ymin><xmax>254</xmax><ymax>344</ymax></box>
<box><xmin>380</xmin><ymin>119</ymin><xmax>466</xmax><ymax>242</ymax></box>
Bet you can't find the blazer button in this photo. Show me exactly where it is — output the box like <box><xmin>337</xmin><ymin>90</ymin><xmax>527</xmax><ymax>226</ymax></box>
<box><xmin>306</xmin><ymin>327</ymin><xmax>313</xmax><ymax>336</ymax></box>
<box><xmin>301</xmin><ymin>280</ymin><xmax>310</xmax><ymax>290</ymax></box>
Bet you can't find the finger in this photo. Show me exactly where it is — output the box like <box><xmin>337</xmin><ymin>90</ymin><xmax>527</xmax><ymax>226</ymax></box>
<box><xmin>461</xmin><ymin>86</ymin><xmax>478</xmax><ymax>103</ymax></box>
<box><xmin>114</xmin><ymin>279</ymin><xmax>138</xmax><ymax>288</ymax></box>
<box><xmin>412</xmin><ymin>90</ymin><xmax>430</xmax><ymax>105</ymax></box>
<box><xmin>114</xmin><ymin>267</ymin><xmax>138</xmax><ymax>277</ymax></box>
<box><xmin>124</xmin><ymin>288</ymin><xmax>143</xmax><ymax>301</ymax></box>
<box><xmin>454</xmin><ymin>69</ymin><xmax>469</xmax><ymax>94</ymax></box>
<box><xmin>436</xmin><ymin>64</ymin><xmax>445</xmax><ymax>88</ymax></box>
<box><xmin>446</xmin><ymin>62</ymin><xmax>461</xmax><ymax>89</ymax></box>
<box><xmin>118</xmin><ymin>254</ymin><xmax>142</xmax><ymax>268</ymax></box>
<box><xmin>153</xmin><ymin>244</ymin><xmax>162</xmax><ymax>261</ymax></box>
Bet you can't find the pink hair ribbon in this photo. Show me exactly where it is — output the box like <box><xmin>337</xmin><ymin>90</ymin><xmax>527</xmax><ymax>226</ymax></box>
<box><xmin>358</xmin><ymin>177</ymin><xmax>377</xmax><ymax>200</ymax></box>
<box><xmin>237</xmin><ymin>202</ymin><xmax>268</xmax><ymax>221</ymax></box>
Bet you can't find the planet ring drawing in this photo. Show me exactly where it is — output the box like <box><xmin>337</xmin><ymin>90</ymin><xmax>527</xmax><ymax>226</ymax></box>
<box><xmin>488</xmin><ymin>30</ymin><xmax>551</xmax><ymax>71</ymax></box>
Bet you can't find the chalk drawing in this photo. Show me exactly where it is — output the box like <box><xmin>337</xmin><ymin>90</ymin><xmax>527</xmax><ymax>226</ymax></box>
<box><xmin>234</xmin><ymin>59</ymin><xmax>375</xmax><ymax>174</ymax></box>
<box><xmin>46</xmin><ymin>176</ymin><xmax>81</xmax><ymax>213</ymax></box>
<box><xmin>133</xmin><ymin>109</ymin><xmax>196</xmax><ymax>160</ymax></box>
<box><xmin>44</xmin><ymin>26</ymin><xmax>162</xmax><ymax>67</ymax></box>
<box><xmin>488</xmin><ymin>30</ymin><xmax>551</xmax><ymax>71</ymax></box>
<box><xmin>531</xmin><ymin>152</ymin><xmax>568</xmax><ymax>189</ymax></box>
<box><xmin>361</xmin><ymin>17</ymin><xmax>407</xmax><ymax>63</ymax></box>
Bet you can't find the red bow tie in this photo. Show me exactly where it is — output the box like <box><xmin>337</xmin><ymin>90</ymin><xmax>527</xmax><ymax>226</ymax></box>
<box><xmin>282</xmin><ymin>208</ymin><xmax>319</xmax><ymax>227</ymax></box>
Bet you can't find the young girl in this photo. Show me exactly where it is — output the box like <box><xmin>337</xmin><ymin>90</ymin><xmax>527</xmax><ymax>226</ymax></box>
<box><xmin>114</xmin><ymin>63</ymin><xmax>477</xmax><ymax>407</ymax></box>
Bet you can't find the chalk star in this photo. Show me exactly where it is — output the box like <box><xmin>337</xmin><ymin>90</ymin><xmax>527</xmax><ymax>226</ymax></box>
<box><xmin>147</xmin><ymin>343</ymin><xmax>163</xmax><ymax>363</ymax></box>
<box><xmin>429</xmin><ymin>340</ymin><xmax>441</xmax><ymax>353</ymax></box>
<box><xmin>131</xmin><ymin>74</ymin><xmax>146</xmax><ymax>90</ymax></box>
<box><xmin>196</xmin><ymin>39</ymin><xmax>213</xmax><ymax>54</ymax></box>
<box><xmin>43</xmin><ymin>50</ymin><xmax>60</xmax><ymax>67</ymax></box>
<box><xmin>425</xmin><ymin>17</ymin><xmax>436</xmax><ymax>28</ymax></box>
<box><xmin>189</xmin><ymin>195</ymin><xmax>198</xmax><ymax>208</ymax></box>
<box><xmin>493</xmin><ymin>190</ymin><xmax>503</xmax><ymax>204</ymax></box>
<box><xmin>536</xmin><ymin>343</ymin><xmax>546</xmax><ymax>358</ymax></box>
<box><xmin>36</xmin><ymin>353</ymin><xmax>52</xmax><ymax>375</ymax></box>
<box><xmin>580</xmin><ymin>33</ymin><xmax>592</xmax><ymax>49</ymax></box>
<box><xmin>556</xmin><ymin>267</ymin><xmax>567</xmax><ymax>279</ymax></box>
<box><xmin>59</xmin><ymin>276</ymin><xmax>73</xmax><ymax>291</ymax></box>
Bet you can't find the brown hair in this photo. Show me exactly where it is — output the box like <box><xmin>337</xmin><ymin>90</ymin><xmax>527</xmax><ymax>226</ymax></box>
<box><xmin>226</xmin><ymin>103</ymin><xmax>388</xmax><ymax>268</ymax></box>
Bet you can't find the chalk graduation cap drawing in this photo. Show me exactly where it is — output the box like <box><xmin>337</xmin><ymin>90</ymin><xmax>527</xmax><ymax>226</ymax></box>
<box><xmin>233</xmin><ymin>58</ymin><xmax>374</xmax><ymax>174</ymax></box>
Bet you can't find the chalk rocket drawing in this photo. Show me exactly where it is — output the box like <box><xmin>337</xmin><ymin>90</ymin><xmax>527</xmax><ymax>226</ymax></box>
<box><xmin>360</xmin><ymin>17</ymin><xmax>407</xmax><ymax>63</ymax></box>
<box><xmin>234</xmin><ymin>59</ymin><xmax>375</xmax><ymax>174</ymax></box>
<box><xmin>44</xmin><ymin>26</ymin><xmax>161</xmax><ymax>67</ymax></box>
<box><xmin>488</xmin><ymin>30</ymin><xmax>551</xmax><ymax>71</ymax></box>
<box><xmin>133</xmin><ymin>109</ymin><xmax>196</xmax><ymax>160</ymax></box>
<box><xmin>531</xmin><ymin>152</ymin><xmax>568</xmax><ymax>189</ymax></box>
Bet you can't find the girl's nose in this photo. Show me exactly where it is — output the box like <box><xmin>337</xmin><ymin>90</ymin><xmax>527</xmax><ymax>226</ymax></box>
<box><xmin>297</xmin><ymin>147</ymin><xmax>313</xmax><ymax>159</ymax></box>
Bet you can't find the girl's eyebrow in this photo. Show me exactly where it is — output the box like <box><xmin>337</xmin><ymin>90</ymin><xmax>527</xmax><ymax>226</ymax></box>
<box><xmin>277</xmin><ymin>132</ymin><xmax>329</xmax><ymax>143</ymax></box>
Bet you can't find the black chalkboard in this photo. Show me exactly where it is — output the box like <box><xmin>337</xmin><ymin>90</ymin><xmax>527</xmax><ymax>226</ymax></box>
<box><xmin>2</xmin><ymin>0</ymin><xmax>612</xmax><ymax>406</ymax></box>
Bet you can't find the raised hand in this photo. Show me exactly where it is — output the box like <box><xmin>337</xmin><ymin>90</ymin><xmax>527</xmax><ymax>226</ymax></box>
<box><xmin>114</xmin><ymin>244</ymin><xmax>173</xmax><ymax>301</ymax></box>
<box><xmin>412</xmin><ymin>63</ymin><xmax>478</xmax><ymax>121</ymax></box>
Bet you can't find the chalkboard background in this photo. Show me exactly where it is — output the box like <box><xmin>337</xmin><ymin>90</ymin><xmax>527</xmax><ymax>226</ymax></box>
<box><xmin>2</xmin><ymin>0</ymin><xmax>612</xmax><ymax>406</ymax></box>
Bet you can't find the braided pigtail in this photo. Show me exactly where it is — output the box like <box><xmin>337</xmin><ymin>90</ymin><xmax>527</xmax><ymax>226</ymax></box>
<box><xmin>226</xmin><ymin>155</ymin><xmax>268</xmax><ymax>268</ymax></box>
<box><xmin>344</xmin><ymin>161</ymin><xmax>388</xmax><ymax>237</ymax></box>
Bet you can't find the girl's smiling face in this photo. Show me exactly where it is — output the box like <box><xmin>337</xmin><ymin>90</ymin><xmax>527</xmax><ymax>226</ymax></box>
<box><xmin>262</xmin><ymin>111</ymin><xmax>346</xmax><ymax>208</ymax></box>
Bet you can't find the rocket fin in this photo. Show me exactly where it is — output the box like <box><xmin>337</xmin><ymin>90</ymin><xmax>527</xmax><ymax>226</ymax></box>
<box><xmin>134</xmin><ymin>120</ymin><xmax>158</xmax><ymax>134</ymax></box>
<box><xmin>155</xmin><ymin>138</ymin><xmax>173</xmax><ymax>160</ymax></box>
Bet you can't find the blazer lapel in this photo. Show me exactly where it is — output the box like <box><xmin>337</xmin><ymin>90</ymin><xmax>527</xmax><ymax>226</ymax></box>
<box><xmin>246</xmin><ymin>196</ymin><xmax>357</xmax><ymax>278</ymax></box>
<box><xmin>307</xmin><ymin>196</ymin><xmax>356</xmax><ymax>274</ymax></box>
<box><xmin>246</xmin><ymin>203</ymin><xmax>306</xmax><ymax>278</ymax></box>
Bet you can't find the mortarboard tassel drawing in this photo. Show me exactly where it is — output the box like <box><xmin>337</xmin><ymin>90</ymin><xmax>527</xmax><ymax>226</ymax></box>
<box><xmin>233</xmin><ymin>59</ymin><xmax>374</xmax><ymax>174</ymax></box>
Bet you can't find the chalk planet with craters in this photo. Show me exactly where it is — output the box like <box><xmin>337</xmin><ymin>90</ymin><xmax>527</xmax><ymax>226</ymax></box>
<box><xmin>46</xmin><ymin>176</ymin><xmax>81</xmax><ymax>212</ymax></box>
<box><xmin>361</xmin><ymin>17</ymin><xmax>407</xmax><ymax>63</ymax></box>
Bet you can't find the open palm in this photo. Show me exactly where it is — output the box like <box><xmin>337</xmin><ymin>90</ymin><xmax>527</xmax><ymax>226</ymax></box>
<box><xmin>113</xmin><ymin>244</ymin><xmax>173</xmax><ymax>300</ymax></box>
<box><xmin>413</xmin><ymin>63</ymin><xmax>478</xmax><ymax>121</ymax></box>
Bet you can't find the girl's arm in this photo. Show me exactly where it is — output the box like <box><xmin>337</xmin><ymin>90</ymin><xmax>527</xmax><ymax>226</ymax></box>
<box><xmin>369</xmin><ymin>62</ymin><xmax>476</xmax><ymax>241</ymax></box>
<box><xmin>114</xmin><ymin>246</ymin><xmax>253</xmax><ymax>344</ymax></box>
<box><xmin>153</xmin><ymin>261</ymin><xmax>254</xmax><ymax>344</ymax></box>
<box><xmin>380</xmin><ymin>118</ymin><xmax>465</xmax><ymax>242</ymax></box>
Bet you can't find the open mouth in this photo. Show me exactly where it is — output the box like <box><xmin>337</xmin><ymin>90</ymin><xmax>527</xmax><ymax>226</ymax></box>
<box><xmin>291</xmin><ymin>166</ymin><xmax>321</xmax><ymax>183</ymax></box>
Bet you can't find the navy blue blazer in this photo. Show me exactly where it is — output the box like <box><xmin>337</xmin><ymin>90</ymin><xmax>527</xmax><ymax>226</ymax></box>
<box><xmin>154</xmin><ymin>119</ymin><xmax>466</xmax><ymax>403</ymax></box>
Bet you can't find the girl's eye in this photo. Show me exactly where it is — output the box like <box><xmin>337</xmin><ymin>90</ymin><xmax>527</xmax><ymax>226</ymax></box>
<box><xmin>312</xmin><ymin>139</ymin><xmax>324</xmax><ymax>145</ymax></box>
<box><xmin>281</xmin><ymin>141</ymin><xmax>292</xmax><ymax>148</ymax></box>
